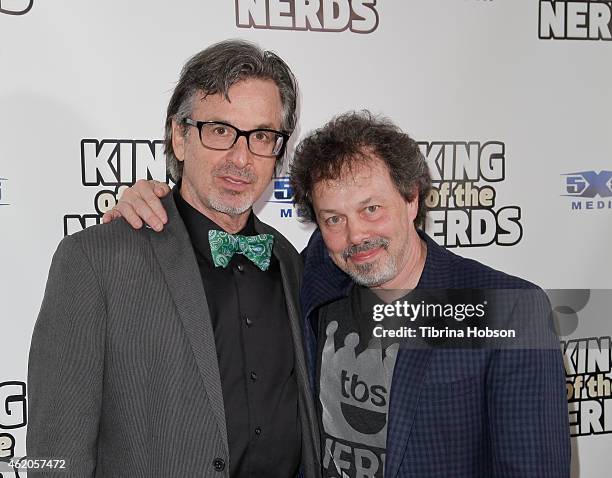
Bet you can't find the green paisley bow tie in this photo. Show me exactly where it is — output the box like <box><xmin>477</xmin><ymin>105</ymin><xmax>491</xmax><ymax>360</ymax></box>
<box><xmin>208</xmin><ymin>230</ymin><xmax>274</xmax><ymax>271</ymax></box>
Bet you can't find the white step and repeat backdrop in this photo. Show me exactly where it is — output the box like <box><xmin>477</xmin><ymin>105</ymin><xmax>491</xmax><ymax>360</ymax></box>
<box><xmin>1</xmin><ymin>1</ymin><xmax>611</xmax><ymax>476</ymax></box>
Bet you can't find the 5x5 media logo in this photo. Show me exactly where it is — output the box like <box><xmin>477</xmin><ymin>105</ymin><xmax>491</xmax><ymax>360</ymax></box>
<box><xmin>563</xmin><ymin>170</ymin><xmax>612</xmax><ymax>211</ymax></box>
<box><xmin>269</xmin><ymin>176</ymin><xmax>293</xmax><ymax>204</ymax></box>
<box><xmin>265</xmin><ymin>176</ymin><xmax>305</xmax><ymax>219</ymax></box>
<box><xmin>0</xmin><ymin>0</ymin><xmax>33</xmax><ymax>15</ymax></box>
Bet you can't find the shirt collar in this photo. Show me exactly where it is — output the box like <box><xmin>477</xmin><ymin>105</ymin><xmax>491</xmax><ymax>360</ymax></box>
<box><xmin>173</xmin><ymin>185</ymin><xmax>256</xmax><ymax>260</ymax></box>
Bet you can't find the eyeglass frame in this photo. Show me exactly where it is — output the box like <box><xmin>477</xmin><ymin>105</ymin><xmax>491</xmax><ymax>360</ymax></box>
<box><xmin>183</xmin><ymin>118</ymin><xmax>290</xmax><ymax>158</ymax></box>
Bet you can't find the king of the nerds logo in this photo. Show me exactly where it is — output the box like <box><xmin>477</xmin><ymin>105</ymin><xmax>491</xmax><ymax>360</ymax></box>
<box><xmin>0</xmin><ymin>177</ymin><xmax>8</xmax><ymax>206</ymax></box>
<box><xmin>0</xmin><ymin>0</ymin><xmax>33</xmax><ymax>15</ymax></box>
<box><xmin>420</xmin><ymin>141</ymin><xmax>523</xmax><ymax>248</ymax></box>
<box><xmin>553</xmin><ymin>290</ymin><xmax>612</xmax><ymax>437</ymax></box>
<box><xmin>562</xmin><ymin>170</ymin><xmax>612</xmax><ymax>211</ymax></box>
<box><xmin>539</xmin><ymin>0</ymin><xmax>612</xmax><ymax>40</ymax></box>
<box><xmin>235</xmin><ymin>0</ymin><xmax>379</xmax><ymax>33</ymax></box>
<box><xmin>0</xmin><ymin>382</ymin><xmax>27</xmax><ymax>476</ymax></box>
<box><xmin>270</xmin><ymin>142</ymin><xmax>522</xmax><ymax>248</ymax></box>
<box><xmin>63</xmin><ymin>139</ymin><xmax>171</xmax><ymax>236</ymax></box>
<box><xmin>564</xmin><ymin>337</ymin><xmax>612</xmax><ymax>436</ymax></box>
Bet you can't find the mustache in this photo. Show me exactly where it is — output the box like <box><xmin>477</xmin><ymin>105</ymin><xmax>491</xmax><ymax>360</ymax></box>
<box><xmin>213</xmin><ymin>162</ymin><xmax>257</xmax><ymax>183</ymax></box>
<box><xmin>342</xmin><ymin>238</ymin><xmax>389</xmax><ymax>261</ymax></box>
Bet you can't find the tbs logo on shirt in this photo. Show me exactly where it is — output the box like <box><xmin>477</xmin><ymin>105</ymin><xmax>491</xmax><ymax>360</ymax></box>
<box><xmin>235</xmin><ymin>0</ymin><xmax>379</xmax><ymax>33</ymax></box>
<box><xmin>319</xmin><ymin>321</ymin><xmax>398</xmax><ymax>477</ymax></box>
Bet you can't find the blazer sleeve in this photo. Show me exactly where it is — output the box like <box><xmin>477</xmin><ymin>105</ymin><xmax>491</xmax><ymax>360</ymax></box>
<box><xmin>27</xmin><ymin>235</ymin><xmax>106</xmax><ymax>477</ymax></box>
<box><xmin>487</xmin><ymin>290</ymin><xmax>571</xmax><ymax>477</ymax></box>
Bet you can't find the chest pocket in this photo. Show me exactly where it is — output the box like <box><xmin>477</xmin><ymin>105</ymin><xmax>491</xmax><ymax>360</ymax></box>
<box><xmin>419</xmin><ymin>349</ymin><xmax>489</xmax><ymax>401</ymax></box>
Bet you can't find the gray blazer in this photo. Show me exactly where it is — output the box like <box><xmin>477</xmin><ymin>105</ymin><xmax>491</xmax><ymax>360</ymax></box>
<box><xmin>27</xmin><ymin>194</ymin><xmax>321</xmax><ymax>477</ymax></box>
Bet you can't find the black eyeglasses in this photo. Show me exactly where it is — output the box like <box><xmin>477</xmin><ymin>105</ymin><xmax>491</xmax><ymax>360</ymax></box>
<box><xmin>183</xmin><ymin>119</ymin><xmax>289</xmax><ymax>157</ymax></box>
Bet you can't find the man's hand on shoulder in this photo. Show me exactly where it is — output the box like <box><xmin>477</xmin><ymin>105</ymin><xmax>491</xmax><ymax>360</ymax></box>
<box><xmin>102</xmin><ymin>179</ymin><xmax>170</xmax><ymax>231</ymax></box>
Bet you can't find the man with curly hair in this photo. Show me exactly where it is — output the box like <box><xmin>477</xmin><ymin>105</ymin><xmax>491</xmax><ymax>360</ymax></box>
<box><xmin>107</xmin><ymin>110</ymin><xmax>570</xmax><ymax>477</ymax></box>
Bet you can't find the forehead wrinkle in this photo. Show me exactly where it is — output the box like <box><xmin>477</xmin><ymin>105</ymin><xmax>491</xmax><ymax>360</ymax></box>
<box><xmin>316</xmin><ymin>162</ymin><xmax>375</xmax><ymax>191</ymax></box>
<box><xmin>357</xmin><ymin>196</ymin><xmax>374</xmax><ymax>207</ymax></box>
<box><xmin>192</xmin><ymin>82</ymin><xmax>282</xmax><ymax>130</ymax></box>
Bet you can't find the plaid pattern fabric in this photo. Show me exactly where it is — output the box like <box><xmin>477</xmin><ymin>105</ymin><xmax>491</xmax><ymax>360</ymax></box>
<box><xmin>301</xmin><ymin>229</ymin><xmax>570</xmax><ymax>477</ymax></box>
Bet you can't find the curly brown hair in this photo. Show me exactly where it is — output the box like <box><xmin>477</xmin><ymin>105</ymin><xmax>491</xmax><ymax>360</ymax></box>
<box><xmin>290</xmin><ymin>110</ymin><xmax>431</xmax><ymax>229</ymax></box>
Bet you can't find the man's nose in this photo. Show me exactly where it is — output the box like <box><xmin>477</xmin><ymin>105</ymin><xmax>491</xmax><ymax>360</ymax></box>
<box><xmin>227</xmin><ymin>135</ymin><xmax>252</xmax><ymax>168</ymax></box>
<box><xmin>346</xmin><ymin>218</ymin><xmax>370</xmax><ymax>246</ymax></box>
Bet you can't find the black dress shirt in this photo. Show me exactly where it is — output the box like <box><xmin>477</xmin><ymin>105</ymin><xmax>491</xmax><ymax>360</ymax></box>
<box><xmin>175</xmin><ymin>189</ymin><xmax>300</xmax><ymax>477</ymax></box>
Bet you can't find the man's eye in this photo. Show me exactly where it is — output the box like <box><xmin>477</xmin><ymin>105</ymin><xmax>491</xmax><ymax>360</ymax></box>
<box><xmin>252</xmin><ymin>131</ymin><xmax>273</xmax><ymax>143</ymax></box>
<box><xmin>365</xmin><ymin>205</ymin><xmax>380</xmax><ymax>214</ymax></box>
<box><xmin>212</xmin><ymin>126</ymin><xmax>228</xmax><ymax>135</ymax></box>
<box><xmin>325</xmin><ymin>216</ymin><xmax>342</xmax><ymax>226</ymax></box>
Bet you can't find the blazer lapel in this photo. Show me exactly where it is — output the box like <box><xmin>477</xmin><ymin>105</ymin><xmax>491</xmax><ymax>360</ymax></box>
<box><xmin>254</xmin><ymin>217</ymin><xmax>322</xmax><ymax>471</ymax></box>
<box><xmin>385</xmin><ymin>348</ymin><xmax>432</xmax><ymax>478</ymax></box>
<box><xmin>148</xmin><ymin>194</ymin><xmax>228</xmax><ymax>453</ymax></box>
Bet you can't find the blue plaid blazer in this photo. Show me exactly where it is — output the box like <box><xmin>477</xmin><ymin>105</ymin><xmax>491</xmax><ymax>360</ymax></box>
<box><xmin>301</xmin><ymin>229</ymin><xmax>570</xmax><ymax>477</ymax></box>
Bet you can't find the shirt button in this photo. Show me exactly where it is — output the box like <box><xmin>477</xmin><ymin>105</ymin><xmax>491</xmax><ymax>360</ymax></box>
<box><xmin>245</xmin><ymin>316</ymin><xmax>253</xmax><ymax>327</ymax></box>
<box><xmin>250</xmin><ymin>371</ymin><xmax>258</xmax><ymax>381</ymax></box>
<box><xmin>255</xmin><ymin>427</ymin><xmax>262</xmax><ymax>436</ymax></box>
<box><xmin>212</xmin><ymin>458</ymin><xmax>225</xmax><ymax>472</ymax></box>
<box><xmin>235</xmin><ymin>264</ymin><xmax>244</xmax><ymax>273</ymax></box>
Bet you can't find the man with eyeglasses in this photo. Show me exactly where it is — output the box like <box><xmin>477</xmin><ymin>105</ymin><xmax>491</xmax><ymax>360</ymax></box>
<box><xmin>27</xmin><ymin>40</ymin><xmax>320</xmax><ymax>477</ymax></box>
<box><xmin>107</xmin><ymin>112</ymin><xmax>571</xmax><ymax>478</ymax></box>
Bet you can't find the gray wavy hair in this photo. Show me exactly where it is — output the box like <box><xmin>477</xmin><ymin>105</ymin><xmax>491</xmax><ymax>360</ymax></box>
<box><xmin>165</xmin><ymin>39</ymin><xmax>298</xmax><ymax>181</ymax></box>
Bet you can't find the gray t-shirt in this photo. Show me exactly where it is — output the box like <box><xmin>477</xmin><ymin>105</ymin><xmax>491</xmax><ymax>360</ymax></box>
<box><xmin>316</xmin><ymin>286</ymin><xmax>399</xmax><ymax>478</ymax></box>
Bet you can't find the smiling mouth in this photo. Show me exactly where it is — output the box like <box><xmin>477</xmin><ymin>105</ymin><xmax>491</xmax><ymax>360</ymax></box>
<box><xmin>219</xmin><ymin>175</ymin><xmax>251</xmax><ymax>190</ymax></box>
<box><xmin>223</xmin><ymin>175</ymin><xmax>249</xmax><ymax>183</ymax></box>
<box><xmin>343</xmin><ymin>238</ymin><xmax>390</xmax><ymax>263</ymax></box>
<box><xmin>349</xmin><ymin>247</ymin><xmax>382</xmax><ymax>263</ymax></box>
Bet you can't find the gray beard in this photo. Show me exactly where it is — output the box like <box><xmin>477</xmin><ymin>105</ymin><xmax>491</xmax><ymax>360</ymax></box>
<box><xmin>207</xmin><ymin>161</ymin><xmax>258</xmax><ymax>215</ymax></box>
<box><xmin>206</xmin><ymin>195</ymin><xmax>253</xmax><ymax>216</ymax></box>
<box><xmin>346</xmin><ymin>255</ymin><xmax>398</xmax><ymax>287</ymax></box>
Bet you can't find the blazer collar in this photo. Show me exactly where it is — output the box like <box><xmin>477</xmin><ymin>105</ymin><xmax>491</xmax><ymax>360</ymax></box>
<box><xmin>385</xmin><ymin>348</ymin><xmax>432</xmax><ymax>478</ymax></box>
<box><xmin>386</xmin><ymin>231</ymin><xmax>450</xmax><ymax>478</ymax></box>
<box><xmin>147</xmin><ymin>193</ymin><xmax>228</xmax><ymax>454</ymax></box>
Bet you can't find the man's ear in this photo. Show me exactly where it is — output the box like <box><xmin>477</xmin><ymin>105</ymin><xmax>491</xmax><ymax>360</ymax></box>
<box><xmin>172</xmin><ymin>119</ymin><xmax>186</xmax><ymax>162</ymax></box>
<box><xmin>406</xmin><ymin>193</ymin><xmax>419</xmax><ymax>222</ymax></box>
